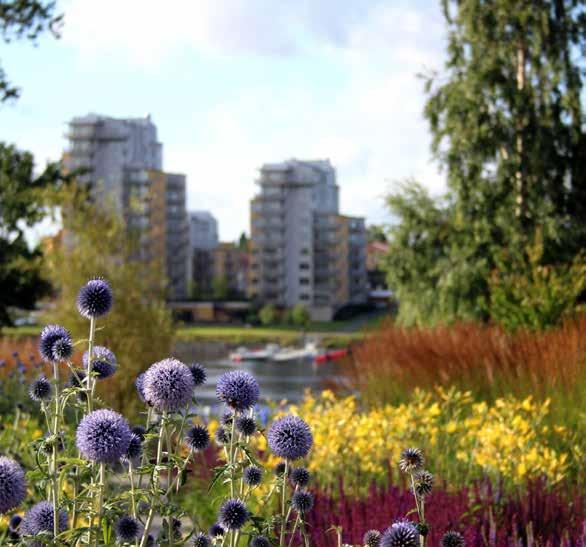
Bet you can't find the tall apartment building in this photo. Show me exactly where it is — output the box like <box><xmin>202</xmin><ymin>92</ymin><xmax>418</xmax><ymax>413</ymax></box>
<box><xmin>65</xmin><ymin>114</ymin><xmax>189</xmax><ymax>298</ymax></box>
<box><xmin>188</xmin><ymin>211</ymin><xmax>219</xmax><ymax>297</ymax></box>
<box><xmin>213</xmin><ymin>242</ymin><xmax>249</xmax><ymax>298</ymax></box>
<box><xmin>249</xmin><ymin>159</ymin><xmax>367</xmax><ymax>319</ymax></box>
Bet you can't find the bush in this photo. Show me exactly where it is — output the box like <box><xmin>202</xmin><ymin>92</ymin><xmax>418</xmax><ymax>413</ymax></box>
<box><xmin>258</xmin><ymin>304</ymin><xmax>277</xmax><ymax>326</ymax></box>
<box><xmin>291</xmin><ymin>304</ymin><xmax>310</xmax><ymax>328</ymax></box>
<box><xmin>42</xmin><ymin>186</ymin><xmax>174</xmax><ymax>414</ymax></box>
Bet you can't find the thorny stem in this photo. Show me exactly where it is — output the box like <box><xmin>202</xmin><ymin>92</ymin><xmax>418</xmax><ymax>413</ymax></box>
<box><xmin>94</xmin><ymin>461</ymin><xmax>106</xmax><ymax>547</ymax></box>
<box><xmin>129</xmin><ymin>460</ymin><xmax>137</xmax><ymax>518</ymax></box>
<box><xmin>86</xmin><ymin>316</ymin><xmax>96</xmax><ymax>413</ymax></box>
<box><xmin>140</xmin><ymin>412</ymin><xmax>167</xmax><ymax>547</ymax></box>
<box><xmin>287</xmin><ymin>514</ymin><xmax>300</xmax><ymax>547</ymax></box>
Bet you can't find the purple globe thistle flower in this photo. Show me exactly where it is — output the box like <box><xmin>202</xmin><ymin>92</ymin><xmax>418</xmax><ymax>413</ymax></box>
<box><xmin>290</xmin><ymin>467</ymin><xmax>311</xmax><ymax>488</ymax></box>
<box><xmin>193</xmin><ymin>532</ymin><xmax>211</xmax><ymax>547</ymax></box>
<box><xmin>21</xmin><ymin>501</ymin><xmax>68</xmax><ymax>540</ymax></box>
<box><xmin>76</xmin><ymin>277</ymin><xmax>113</xmax><ymax>318</ymax></box>
<box><xmin>218</xmin><ymin>498</ymin><xmax>249</xmax><ymax>530</ymax></box>
<box><xmin>209</xmin><ymin>523</ymin><xmax>225</xmax><ymax>537</ymax></box>
<box><xmin>291</xmin><ymin>491</ymin><xmax>314</xmax><ymax>514</ymax></box>
<box><xmin>216</xmin><ymin>370</ymin><xmax>259</xmax><ymax>412</ymax></box>
<box><xmin>215</xmin><ymin>427</ymin><xmax>229</xmax><ymax>445</ymax></box>
<box><xmin>115</xmin><ymin>515</ymin><xmax>142</xmax><ymax>542</ymax></box>
<box><xmin>51</xmin><ymin>337</ymin><xmax>73</xmax><ymax>362</ymax></box>
<box><xmin>143</xmin><ymin>358</ymin><xmax>194</xmax><ymax>412</ymax></box>
<box><xmin>250</xmin><ymin>536</ymin><xmax>270</xmax><ymax>547</ymax></box>
<box><xmin>185</xmin><ymin>425</ymin><xmax>210</xmax><ymax>451</ymax></box>
<box><xmin>381</xmin><ymin>522</ymin><xmax>418</xmax><ymax>547</ymax></box>
<box><xmin>414</xmin><ymin>470</ymin><xmax>433</xmax><ymax>497</ymax></box>
<box><xmin>0</xmin><ymin>457</ymin><xmax>26</xmax><ymax>513</ymax></box>
<box><xmin>189</xmin><ymin>363</ymin><xmax>207</xmax><ymax>386</ymax></box>
<box><xmin>135</xmin><ymin>373</ymin><xmax>146</xmax><ymax>402</ymax></box>
<box><xmin>220</xmin><ymin>411</ymin><xmax>234</xmax><ymax>426</ymax></box>
<box><xmin>235</xmin><ymin>416</ymin><xmax>257</xmax><ymax>436</ymax></box>
<box><xmin>125</xmin><ymin>433</ymin><xmax>143</xmax><ymax>460</ymax></box>
<box><xmin>28</xmin><ymin>375</ymin><xmax>52</xmax><ymax>402</ymax></box>
<box><xmin>441</xmin><ymin>531</ymin><xmax>465</xmax><ymax>547</ymax></box>
<box><xmin>364</xmin><ymin>530</ymin><xmax>382</xmax><ymax>547</ymax></box>
<box><xmin>39</xmin><ymin>325</ymin><xmax>72</xmax><ymax>363</ymax></box>
<box><xmin>131</xmin><ymin>425</ymin><xmax>146</xmax><ymax>439</ymax></box>
<box><xmin>9</xmin><ymin>514</ymin><xmax>22</xmax><ymax>531</ymax></box>
<box><xmin>243</xmin><ymin>465</ymin><xmax>263</xmax><ymax>486</ymax></box>
<box><xmin>268</xmin><ymin>415</ymin><xmax>313</xmax><ymax>461</ymax></box>
<box><xmin>399</xmin><ymin>448</ymin><xmax>424</xmax><ymax>474</ymax></box>
<box><xmin>274</xmin><ymin>461</ymin><xmax>287</xmax><ymax>476</ymax></box>
<box><xmin>83</xmin><ymin>346</ymin><xmax>117</xmax><ymax>379</ymax></box>
<box><xmin>76</xmin><ymin>409</ymin><xmax>132</xmax><ymax>463</ymax></box>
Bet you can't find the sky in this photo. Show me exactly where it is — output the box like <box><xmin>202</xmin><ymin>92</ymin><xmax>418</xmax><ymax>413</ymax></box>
<box><xmin>1</xmin><ymin>0</ymin><xmax>448</xmax><ymax>242</ymax></box>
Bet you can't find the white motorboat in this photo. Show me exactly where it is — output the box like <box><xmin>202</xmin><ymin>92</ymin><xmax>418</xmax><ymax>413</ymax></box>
<box><xmin>272</xmin><ymin>341</ymin><xmax>319</xmax><ymax>362</ymax></box>
<box><xmin>229</xmin><ymin>343</ymin><xmax>280</xmax><ymax>362</ymax></box>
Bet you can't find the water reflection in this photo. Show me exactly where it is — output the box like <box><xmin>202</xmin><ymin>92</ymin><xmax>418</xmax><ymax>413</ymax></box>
<box><xmin>173</xmin><ymin>345</ymin><xmax>342</xmax><ymax>407</ymax></box>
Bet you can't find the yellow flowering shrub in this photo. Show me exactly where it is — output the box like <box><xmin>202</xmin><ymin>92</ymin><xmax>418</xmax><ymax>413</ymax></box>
<box><xmin>256</xmin><ymin>388</ymin><xmax>576</xmax><ymax>495</ymax></box>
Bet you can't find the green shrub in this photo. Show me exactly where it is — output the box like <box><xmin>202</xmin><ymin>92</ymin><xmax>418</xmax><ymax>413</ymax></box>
<box><xmin>258</xmin><ymin>304</ymin><xmax>277</xmax><ymax>326</ymax></box>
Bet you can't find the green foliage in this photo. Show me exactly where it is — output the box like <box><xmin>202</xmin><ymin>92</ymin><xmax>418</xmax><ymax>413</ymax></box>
<box><xmin>488</xmin><ymin>235</ymin><xmax>586</xmax><ymax>332</ymax></box>
<box><xmin>384</xmin><ymin>1</ymin><xmax>586</xmax><ymax>326</ymax></box>
<box><xmin>367</xmin><ymin>224</ymin><xmax>387</xmax><ymax>243</ymax></box>
<box><xmin>42</xmin><ymin>185</ymin><xmax>174</xmax><ymax>415</ymax></box>
<box><xmin>0</xmin><ymin>0</ymin><xmax>63</xmax><ymax>101</ymax></box>
<box><xmin>291</xmin><ymin>303</ymin><xmax>310</xmax><ymax>328</ymax></box>
<box><xmin>212</xmin><ymin>276</ymin><xmax>228</xmax><ymax>300</ymax></box>
<box><xmin>0</xmin><ymin>143</ymin><xmax>71</xmax><ymax>327</ymax></box>
<box><xmin>258</xmin><ymin>304</ymin><xmax>277</xmax><ymax>326</ymax></box>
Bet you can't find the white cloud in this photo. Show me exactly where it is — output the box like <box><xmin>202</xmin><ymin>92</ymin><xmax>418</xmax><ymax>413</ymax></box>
<box><xmin>58</xmin><ymin>0</ymin><xmax>447</xmax><ymax>239</ymax></box>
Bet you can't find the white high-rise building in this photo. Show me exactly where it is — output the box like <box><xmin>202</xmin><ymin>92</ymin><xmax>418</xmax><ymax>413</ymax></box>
<box><xmin>65</xmin><ymin>114</ymin><xmax>189</xmax><ymax>299</ymax></box>
<box><xmin>249</xmin><ymin>159</ymin><xmax>367</xmax><ymax>319</ymax></box>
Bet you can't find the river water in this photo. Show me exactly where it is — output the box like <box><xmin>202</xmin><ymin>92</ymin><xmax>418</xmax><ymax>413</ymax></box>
<box><xmin>173</xmin><ymin>341</ymin><xmax>344</xmax><ymax>408</ymax></box>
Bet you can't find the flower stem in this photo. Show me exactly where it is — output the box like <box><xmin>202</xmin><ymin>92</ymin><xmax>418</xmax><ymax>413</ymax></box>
<box><xmin>52</xmin><ymin>360</ymin><xmax>60</xmax><ymax>539</ymax></box>
<box><xmin>279</xmin><ymin>460</ymin><xmax>289</xmax><ymax>547</ymax></box>
<box><xmin>95</xmin><ymin>461</ymin><xmax>106</xmax><ymax>547</ymax></box>
<box><xmin>140</xmin><ymin>413</ymin><xmax>166</xmax><ymax>547</ymax></box>
<box><xmin>129</xmin><ymin>460</ymin><xmax>137</xmax><ymax>518</ymax></box>
<box><xmin>86</xmin><ymin>316</ymin><xmax>96</xmax><ymax>413</ymax></box>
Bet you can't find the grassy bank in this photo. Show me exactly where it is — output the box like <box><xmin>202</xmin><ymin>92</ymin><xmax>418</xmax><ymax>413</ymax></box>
<box><xmin>1</xmin><ymin>324</ymin><xmax>364</xmax><ymax>348</ymax></box>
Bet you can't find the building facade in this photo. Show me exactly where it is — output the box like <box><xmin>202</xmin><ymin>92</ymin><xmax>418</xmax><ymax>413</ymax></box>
<box><xmin>249</xmin><ymin>159</ymin><xmax>367</xmax><ymax>319</ymax></box>
<box><xmin>213</xmin><ymin>242</ymin><xmax>249</xmax><ymax>298</ymax></box>
<box><xmin>65</xmin><ymin>114</ymin><xmax>189</xmax><ymax>298</ymax></box>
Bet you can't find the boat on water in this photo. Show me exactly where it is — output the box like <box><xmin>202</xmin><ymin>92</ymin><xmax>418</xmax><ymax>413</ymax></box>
<box><xmin>229</xmin><ymin>343</ymin><xmax>280</xmax><ymax>362</ymax></box>
<box><xmin>314</xmin><ymin>347</ymin><xmax>349</xmax><ymax>364</ymax></box>
<box><xmin>272</xmin><ymin>341</ymin><xmax>319</xmax><ymax>362</ymax></box>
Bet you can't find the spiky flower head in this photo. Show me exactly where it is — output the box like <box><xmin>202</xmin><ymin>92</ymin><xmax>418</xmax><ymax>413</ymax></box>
<box><xmin>28</xmin><ymin>375</ymin><xmax>52</xmax><ymax>402</ymax></box>
<box><xmin>51</xmin><ymin>337</ymin><xmax>73</xmax><ymax>362</ymax></box>
<box><xmin>0</xmin><ymin>457</ymin><xmax>26</xmax><ymax>513</ymax></box>
<box><xmin>189</xmin><ymin>363</ymin><xmax>207</xmax><ymax>386</ymax></box>
<box><xmin>363</xmin><ymin>530</ymin><xmax>382</xmax><ymax>547</ymax></box>
<box><xmin>274</xmin><ymin>461</ymin><xmax>287</xmax><ymax>476</ymax></box>
<box><xmin>250</xmin><ymin>536</ymin><xmax>270</xmax><ymax>547</ymax></box>
<box><xmin>39</xmin><ymin>324</ymin><xmax>72</xmax><ymax>362</ymax></box>
<box><xmin>76</xmin><ymin>409</ymin><xmax>132</xmax><ymax>463</ymax></box>
<box><xmin>218</xmin><ymin>498</ymin><xmax>249</xmax><ymax>530</ymax></box>
<box><xmin>77</xmin><ymin>277</ymin><xmax>113</xmax><ymax>318</ymax></box>
<box><xmin>209</xmin><ymin>523</ymin><xmax>225</xmax><ymax>537</ymax></box>
<box><xmin>268</xmin><ymin>415</ymin><xmax>313</xmax><ymax>460</ymax></box>
<box><xmin>215</xmin><ymin>426</ymin><xmax>229</xmax><ymax>445</ymax></box>
<box><xmin>441</xmin><ymin>531</ymin><xmax>465</xmax><ymax>547</ymax></box>
<box><xmin>83</xmin><ymin>346</ymin><xmax>117</xmax><ymax>379</ymax></box>
<box><xmin>185</xmin><ymin>425</ymin><xmax>210</xmax><ymax>451</ymax></box>
<box><xmin>193</xmin><ymin>532</ymin><xmax>211</xmax><ymax>547</ymax></box>
<box><xmin>243</xmin><ymin>465</ymin><xmax>263</xmax><ymax>486</ymax></box>
<box><xmin>235</xmin><ymin>416</ymin><xmax>257</xmax><ymax>436</ymax></box>
<box><xmin>135</xmin><ymin>373</ymin><xmax>146</xmax><ymax>402</ymax></box>
<box><xmin>143</xmin><ymin>358</ymin><xmax>194</xmax><ymax>412</ymax></box>
<box><xmin>21</xmin><ymin>501</ymin><xmax>67</xmax><ymax>541</ymax></box>
<box><xmin>414</xmin><ymin>470</ymin><xmax>433</xmax><ymax>497</ymax></box>
<box><xmin>381</xmin><ymin>522</ymin><xmax>418</xmax><ymax>547</ymax></box>
<box><xmin>115</xmin><ymin>515</ymin><xmax>142</xmax><ymax>542</ymax></box>
<box><xmin>220</xmin><ymin>411</ymin><xmax>234</xmax><ymax>426</ymax></box>
<box><xmin>291</xmin><ymin>491</ymin><xmax>314</xmax><ymax>514</ymax></box>
<box><xmin>216</xmin><ymin>370</ymin><xmax>260</xmax><ymax>412</ymax></box>
<box><xmin>399</xmin><ymin>448</ymin><xmax>424</xmax><ymax>474</ymax></box>
<box><xmin>125</xmin><ymin>433</ymin><xmax>143</xmax><ymax>460</ymax></box>
<box><xmin>9</xmin><ymin>514</ymin><xmax>22</xmax><ymax>531</ymax></box>
<box><xmin>131</xmin><ymin>425</ymin><xmax>146</xmax><ymax>439</ymax></box>
<box><xmin>290</xmin><ymin>467</ymin><xmax>311</xmax><ymax>488</ymax></box>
